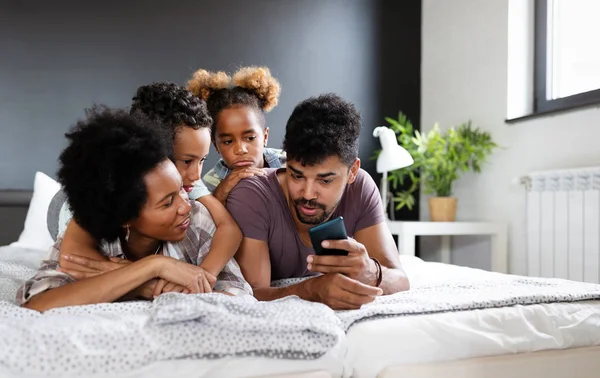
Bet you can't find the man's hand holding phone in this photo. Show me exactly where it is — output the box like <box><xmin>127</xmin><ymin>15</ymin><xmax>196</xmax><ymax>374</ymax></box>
<box><xmin>305</xmin><ymin>217</ymin><xmax>382</xmax><ymax>309</ymax></box>
<box><xmin>307</xmin><ymin>216</ymin><xmax>380</xmax><ymax>287</ymax></box>
<box><xmin>305</xmin><ymin>237</ymin><xmax>382</xmax><ymax>309</ymax></box>
<box><xmin>307</xmin><ymin>238</ymin><xmax>379</xmax><ymax>287</ymax></box>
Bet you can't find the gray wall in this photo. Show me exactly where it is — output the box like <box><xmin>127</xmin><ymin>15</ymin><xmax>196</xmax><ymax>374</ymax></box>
<box><xmin>0</xmin><ymin>0</ymin><xmax>382</xmax><ymax>189</ymax></box>
<box><xmin>0</xmin><ymin>0</ymin><xmax>422</xmax><ymax>245</ymax></box>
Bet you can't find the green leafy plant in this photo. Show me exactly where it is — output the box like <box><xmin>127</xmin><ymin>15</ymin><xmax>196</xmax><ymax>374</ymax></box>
<box><xmin>375</xmin><ymin>113</ymin><xmax>498</xmax><ymax>210</ymax></box>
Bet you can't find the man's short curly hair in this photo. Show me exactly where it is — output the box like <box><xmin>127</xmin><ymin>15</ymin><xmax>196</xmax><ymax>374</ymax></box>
<box><xmin>131</xmin><ymin>82</ymin><xmax>212</xmax><ymax>144</ymax></box>
<box><xmin>283</xmin><ymin>93</ymin><xmax>361</xmax><ymax>167</ymax></box>
<box><xmin>58</xmin><ymin>106</ymin><xmax>172</xmax><ymax>243</ymax></box>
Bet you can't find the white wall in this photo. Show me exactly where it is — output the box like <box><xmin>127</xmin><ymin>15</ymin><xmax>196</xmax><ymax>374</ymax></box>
<box><xmin>421</xmin><ymin>0</ymin><xmax>600</xmax><ymax>275</ymax></box>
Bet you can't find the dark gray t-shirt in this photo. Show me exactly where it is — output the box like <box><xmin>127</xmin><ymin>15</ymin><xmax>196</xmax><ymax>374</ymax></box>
<box><xmin>227</xmin><ymin>168</ymin><xmax>385</xmax><ymax>280</ymax></box>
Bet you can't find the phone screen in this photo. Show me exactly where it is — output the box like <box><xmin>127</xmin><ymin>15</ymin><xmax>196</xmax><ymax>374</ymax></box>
<box><xmin>308</xmin><ymin>216</ymin><xmax>349</xmax><ymax>256</ymax></box>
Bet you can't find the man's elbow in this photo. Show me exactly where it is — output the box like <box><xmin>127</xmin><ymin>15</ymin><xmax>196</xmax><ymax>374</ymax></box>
<box><xmin>399</xmin><ymin>275</ymin><xmax>410</xmax><ymax>291</ymax></box>
<box><xmin>388</xmin><ymin>270</ymin><xmax>410</xmax><ymax>293</ymax></box>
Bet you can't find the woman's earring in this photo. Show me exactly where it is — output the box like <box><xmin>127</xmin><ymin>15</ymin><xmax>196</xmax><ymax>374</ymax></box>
<box><xmin>125</xmin><ymin>225</ymin><xmax>130</xmax><ymax>242</ymax></box>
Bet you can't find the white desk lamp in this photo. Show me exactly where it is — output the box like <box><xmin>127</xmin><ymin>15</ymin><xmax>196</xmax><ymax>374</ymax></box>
<box><xmin>373</xmin><ymin>126</ymin><xmax>414</xmax><ymax>219</ymax></box>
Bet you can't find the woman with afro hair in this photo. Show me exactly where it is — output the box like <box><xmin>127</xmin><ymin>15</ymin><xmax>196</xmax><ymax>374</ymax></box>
<box><xmin>186</xmin><ymin>66</ymin><xmax>285</xmax><ymax>204</ymax></box>
<box><xmin>18</xmin><ymin>107</ymin><xmax>251</xmax><ymax>312</ymax></box>
<box><xmin>48</xmin><ymin>83</ymin><xmax>246</xmax><ymax>301</ymax></box>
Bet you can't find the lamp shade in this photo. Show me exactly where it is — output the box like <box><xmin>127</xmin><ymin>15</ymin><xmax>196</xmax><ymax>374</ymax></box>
<box><xmin>373</xmin><ymin>126</ymin><xmax>414</xmax><ymax>173</ymax></box>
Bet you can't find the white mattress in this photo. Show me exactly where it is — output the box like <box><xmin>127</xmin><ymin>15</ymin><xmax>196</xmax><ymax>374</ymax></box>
<box><xmin>344</xmin><ymin>256</ymin><xmax>600</xmax><ymax>378</ymax></box>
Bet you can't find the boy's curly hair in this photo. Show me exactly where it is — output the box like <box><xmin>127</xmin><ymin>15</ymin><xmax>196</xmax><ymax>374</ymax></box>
<box><xmin>131</xmin><ymin>82</ymin><xmax>212</xmax><ymax>144</ymax></box>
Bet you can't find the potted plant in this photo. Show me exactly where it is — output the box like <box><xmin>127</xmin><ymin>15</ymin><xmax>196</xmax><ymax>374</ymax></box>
<box><xmin>377</xmin><ymin>113</ymin><xmax>497</xmax><ymax>221</ymax></box>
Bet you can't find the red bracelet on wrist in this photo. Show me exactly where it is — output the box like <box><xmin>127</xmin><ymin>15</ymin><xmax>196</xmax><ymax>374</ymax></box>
<box><xmin>370</xmin><ymin>257</ymin><xmax>383</xmax><ymax>287</ymax></box>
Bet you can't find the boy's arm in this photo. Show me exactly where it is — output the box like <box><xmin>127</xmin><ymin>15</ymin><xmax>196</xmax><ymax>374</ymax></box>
<box><xmin>59</xmin><ymin>220</ymin><xmax>107</xmax><ymax>265</ymax></box>
<box><xmin>196</xmin><ymin>195</ymin><xmax>242</xmax><ymax>277</ymax></box>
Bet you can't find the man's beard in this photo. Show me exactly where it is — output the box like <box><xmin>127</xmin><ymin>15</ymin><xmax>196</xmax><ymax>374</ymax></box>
<box><xmin>292</xmin><ymin>198</ymin><xmax>332</xmax><ymax>225</ymax></box>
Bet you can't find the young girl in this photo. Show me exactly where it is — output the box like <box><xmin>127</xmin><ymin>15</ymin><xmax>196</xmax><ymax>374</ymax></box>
<box><xmin>186</xmin><ymin>66</ymin><xmax>285</xmax><ymax>204</ymax></box>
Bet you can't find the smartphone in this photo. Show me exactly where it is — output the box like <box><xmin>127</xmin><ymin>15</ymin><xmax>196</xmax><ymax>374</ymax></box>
<box><xmin>308</xmin><ymin>216</ymin><xmax>349</xmax><ymax>256</ymax></box>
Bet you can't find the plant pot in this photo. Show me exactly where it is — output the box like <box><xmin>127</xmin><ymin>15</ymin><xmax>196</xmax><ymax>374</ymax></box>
<box><xmin>429</xmin><ymin>197</ymin><xmax>458</xmax><ymax>222</ymax></box>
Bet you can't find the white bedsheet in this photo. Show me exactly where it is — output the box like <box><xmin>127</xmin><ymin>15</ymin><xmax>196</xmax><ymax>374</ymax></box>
<box><xmin>344</xmin><ymin>256</ymin><xmax>600</xmax><ymax>378</ymax></box>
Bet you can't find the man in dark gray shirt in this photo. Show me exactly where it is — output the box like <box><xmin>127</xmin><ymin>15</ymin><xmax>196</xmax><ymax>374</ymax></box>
<box><xmin>227</xmin><ymin>93</ymin><xmax>410</xmax><ymax>310</ymax></box>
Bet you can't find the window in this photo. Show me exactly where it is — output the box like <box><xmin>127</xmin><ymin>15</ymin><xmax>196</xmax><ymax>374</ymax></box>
<box><xmin>535</xmin><ymin>0</ymin><xmax>600</xmax><ymax>113</ymax></box>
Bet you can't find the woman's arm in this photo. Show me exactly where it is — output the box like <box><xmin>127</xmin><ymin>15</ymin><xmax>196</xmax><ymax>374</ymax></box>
<box><xmin>196</xmin><ymin>195</ymin><xmax>242</xmax><ymax>277</ymax></box>
<box><xmin>23</xmin><ymin>255</ymin><xmax>212</xmax><ymax>312</ymax></box>
<box><xmin>57</xmin><ymin>220</ymin><xmax>188</xmax><ymax>298</ymax></box>
<box><xmin>23</xmin><ymin>256</ymin><xmax>161</xmax><ymax>312</ymax></box>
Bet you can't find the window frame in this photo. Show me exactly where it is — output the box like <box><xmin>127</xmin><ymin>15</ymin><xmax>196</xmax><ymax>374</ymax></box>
<box><xmin>534</xmin><ymin>0</ymin><xmax>600</xmax><ymax>114</ymax></box>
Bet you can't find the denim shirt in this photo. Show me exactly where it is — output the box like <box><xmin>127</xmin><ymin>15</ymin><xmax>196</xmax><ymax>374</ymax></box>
<box><xmin>195</xmin><ymin>148</ymin><xmax>287</xmax><ymax>196</ymax></box>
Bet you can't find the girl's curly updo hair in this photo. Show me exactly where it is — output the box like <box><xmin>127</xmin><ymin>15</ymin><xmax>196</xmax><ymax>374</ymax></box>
<box><xmin>186</xmin><ymin>66</ymin><xmax>281</xmax><ymax>140</ymax></box>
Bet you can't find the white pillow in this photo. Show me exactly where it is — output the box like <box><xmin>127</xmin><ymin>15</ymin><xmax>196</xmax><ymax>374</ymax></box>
<box><xmin>10</xmin><ymin>172</ymin><xmax>61</xmax><ymax>251</ymax></box>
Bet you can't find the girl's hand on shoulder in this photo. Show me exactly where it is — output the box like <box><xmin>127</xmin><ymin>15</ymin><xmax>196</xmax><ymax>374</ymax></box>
<box><xmin>213</xmin><ymin>167</ymin><xmax>266</xmax><ymax>203</ymax></box>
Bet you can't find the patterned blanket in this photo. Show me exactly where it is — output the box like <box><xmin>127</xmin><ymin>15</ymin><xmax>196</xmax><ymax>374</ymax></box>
<box><xmin>335</xmin><ymin>273</ymin><xmax>600</xmax><ymax>330</ymax></box>
<box><xmin>0</xmin><ymin>247</ymin><xmax>343</xmax><ymax>375</ymax></box>
<box><xmin>272</xmin><ymin>272</ymin><xmax>600</xmax><ymax>329</ymax></box>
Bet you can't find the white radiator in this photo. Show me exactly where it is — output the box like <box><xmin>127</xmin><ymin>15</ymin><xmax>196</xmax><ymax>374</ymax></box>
<box><xmin>523</xmin><ymin>167</ymin><xmax>600</xmax><ymax>283</ymax></box>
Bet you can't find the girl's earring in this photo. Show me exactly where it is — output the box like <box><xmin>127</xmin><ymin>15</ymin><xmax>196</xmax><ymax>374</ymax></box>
<box><xmin>125</xmin><ymin>225</ymin><xmax>130</xmax><ymax>242</ymax></box>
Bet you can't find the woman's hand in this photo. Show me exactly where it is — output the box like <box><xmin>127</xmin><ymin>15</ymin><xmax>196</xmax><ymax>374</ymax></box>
<box><xmin>212</xmin><ymin>167</ymin><xmax>265</xmax><ymax>204</ymax></box>
<box><xmin>59</xmin><ymin>254</ymin><xmax>190</xmax><ymax>299</ymax></box>
<box><xmin>59</xmin><ymin>254</ymin><xmax>217</xmax><ymax>297</ymax></box>
<box><xmin>134</xmin><ymin>279</ymin><xmax>189</xmax><ymax>299</ymax></box>
<box><xmin>154</xmin><ymin>256</ymin><xmax>217</xmax><ymax>295</ymax></box>
<box><xmin>150</xmin><ymin>279</ymin><xmax>192</xmax><ymax>298</ymax></box>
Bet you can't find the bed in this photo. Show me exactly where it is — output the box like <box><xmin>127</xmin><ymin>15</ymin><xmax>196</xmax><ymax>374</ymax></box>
<box><xmin>344</xmin><ymin>257</ymin><xmax>600</xmax><ymax>378</ymax></box>
<box><xmin>1</xmin><ymin>172</ymin><xmax>600</xmax><ymax>378</ymax></box>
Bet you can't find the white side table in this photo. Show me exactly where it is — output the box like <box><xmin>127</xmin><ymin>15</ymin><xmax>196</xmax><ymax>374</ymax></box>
<box><xmin>386</xmin><ymin>221</ymin><xmax>508</xmax><ymax>273</ymax></box>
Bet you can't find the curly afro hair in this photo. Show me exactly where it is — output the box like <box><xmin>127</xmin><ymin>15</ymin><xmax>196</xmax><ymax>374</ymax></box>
<box><xmin>186</xmin><ymin>70</ymin><xmax>230</xmax><ymax>104</ymax></box>
<box><xmin>186</xmin><ymin>66</ymin><xmax>281</xmax><ymax>140</ymax></box>
<box><xmin>283</xmin><ymin>93</ymin><xmax>361</xmax><ymax>167</ymax></box>
<box><xmin>131</xmin><ymin>82</ymin><xmax>212</xmax><ymax>144</ymax></box>
<box><xmin>58</xmin><ymin>106</ymin><xmax>172</xmax><ymax>243</ymax></box>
